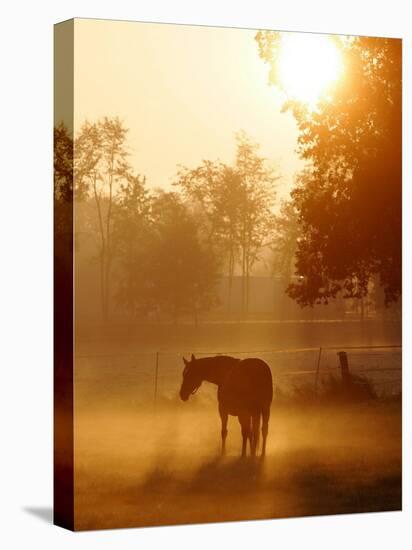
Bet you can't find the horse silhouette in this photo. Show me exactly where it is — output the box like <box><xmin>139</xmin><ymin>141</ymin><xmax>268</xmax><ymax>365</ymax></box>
<box><xmin>179</xmin><ymin>354</ymin><xmax>273</xmax><ymax>457</ymax></box>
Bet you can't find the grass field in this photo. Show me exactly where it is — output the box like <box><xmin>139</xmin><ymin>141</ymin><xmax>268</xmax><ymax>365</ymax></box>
<box><xmin>71</xmin><ymin>320</ymin><xmax>401</xmax><ymax>530</ymax></box>
<box><xmin>74</xmin><ymin>398</ymin><xmax>401</xmax><ymax>530</ymax></box>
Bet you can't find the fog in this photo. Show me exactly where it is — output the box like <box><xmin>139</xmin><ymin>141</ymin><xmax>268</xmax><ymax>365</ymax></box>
<box><xmin>72</xmin><ymin>320</ymin><xmax>401</xmax><ymax>530</ymax></box>
<box><xmin>74</xmin><ymin>397</ymin><xmax>401</xmax><ymax>529</ymax></box>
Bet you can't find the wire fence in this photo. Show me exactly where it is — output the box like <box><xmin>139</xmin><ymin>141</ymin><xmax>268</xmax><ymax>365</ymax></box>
<box><xmin>75</xmin><ymin>344</ymin><xmax>402</xmax><ymax>406</ymax></box>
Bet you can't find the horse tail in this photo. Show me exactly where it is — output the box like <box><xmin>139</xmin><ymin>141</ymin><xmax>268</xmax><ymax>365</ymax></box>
<box><xmin>260</xmin><ymin>402</ymin><xmax>270</xmax><ymax>456</ymax></box>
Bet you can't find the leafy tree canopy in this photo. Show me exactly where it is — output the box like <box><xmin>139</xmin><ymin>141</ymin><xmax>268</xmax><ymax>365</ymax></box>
<box><xmin>256</xmin><ymin>33</ymin><xmax>401</xmax><ymax>306</ymax></box>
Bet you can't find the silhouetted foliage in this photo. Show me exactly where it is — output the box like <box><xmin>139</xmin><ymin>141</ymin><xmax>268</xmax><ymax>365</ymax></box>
<box><xmin>75</xmin><ymin>117</ymin><xmax>133</xmax><ymax>320</ymax></box>
<box><xmin>272</xmin><ymin>199</ymin><xmax>301</xmax><ymax>283</ymax></box>
<box><xmin>175</xmin><ymin>161</ymin><xmax>239</xmax><ymax>311</ymax></box>
<box><xmin>176</xmin><ymin>132</ymin><xmax>279</xmax><ymax>314</ymax></box>
<box><xmin>114</xmin><ymin>187</ymin><xmax>219</xmax><ymax>322</ymax></box>
<box><xmin>54</xmin><ymin>123</ymin><xmax>73</xmax><ymax>244</ymax></box>
<box><xmin>149</xmin><ymin>192</ymin><xmax>219</xmax><ymax>322</ymax></box>
<box><xmin>256</xmin><ymin>34</ymin><xmax>401</xmax><ymax>306</ymax></box>
<box><xmin>113</xmin><ymin>174</ymin><xmax>152</xmax><ymax>317</ymax></box>
<box><xmin>54</xmin><ymin>123</ymin><xmax>73</xmax><ymax>203</ymax></box>
<box><xmin>235</xmin><ymin>132</ymin><xmax>280</xmax><ymax>312</ymax></box>
<box><xmin>54</xmin><ymin>123</ymin><xmax>74</xmax><ymax>382</ymax></box>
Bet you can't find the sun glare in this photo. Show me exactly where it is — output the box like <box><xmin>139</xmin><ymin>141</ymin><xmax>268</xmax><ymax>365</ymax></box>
<box><xmin>278</xmin><ymin>33</ymin><xmax>343</xmax><ymax>106</ymax></box>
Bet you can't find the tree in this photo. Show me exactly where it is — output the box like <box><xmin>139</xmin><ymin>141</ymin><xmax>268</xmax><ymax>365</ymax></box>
<box><xmin>149</xmin><ymin>192</ymin><xmax>219</xmax><ymax>322</ymax></box>
<box><xmin>114</xmin><ymin>188</ymin><xmax>219</xmax><ymax>322</ymax></box>
<box><xmin>54</xmin><ymin>123</ymin><xmax>73</xmax><ymax>241</ymax></box>
<box><xmin>54</xmin><ymin>123</ymin><xmax>74</xmax><ymax>368</ymax></box>
<box><xmin>176</xmin><ymin>132</ymin><xmax>278</xmax><ymax>314</ymax></box>
<box><xmin>54</xmin><ymin>123</ymin><xmax>73</xmax><ymax>203</ymax></box>
<box><xmin>235</xmin><ymin>132</ymin><xmax>279</xmax><ymax>312</ymax></box>
<box><xmin>113</xmin><ymin>174</ymin><xmax>152</xmax><ymax>317</ymax></box>
<box><xmin>272</xmin><ymin>198</ymin><xmax>301</xmax><ymax>284</ymax></box>
<box><xmin>74</xmin><ymin>117</ymin><xmax>131</xmax><ymax>320</ymax></box>
<box><xmin>175</xmin><ymin>161</ymin><xmax>241</xmax><ymax>311</ymax></box>
<box><xmin>256</xmin><ymin>33</ymin><xmax>401</xmax><ymax>306</ymax></box>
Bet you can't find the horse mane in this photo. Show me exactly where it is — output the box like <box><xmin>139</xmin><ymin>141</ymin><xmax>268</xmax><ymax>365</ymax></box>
<box><xmin>195</xmin><ymin>355</ymin><xmax>240</xmax><ymax>367</ymax></box>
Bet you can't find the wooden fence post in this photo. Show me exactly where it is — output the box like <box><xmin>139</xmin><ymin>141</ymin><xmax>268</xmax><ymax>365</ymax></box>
<box><xmin>337</xmin><ymin>351</ymin><xmax>351</xmax><ymax>386</ymax></box>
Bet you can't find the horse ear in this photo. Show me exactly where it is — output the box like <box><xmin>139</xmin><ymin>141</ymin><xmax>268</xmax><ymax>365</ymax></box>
<box><xmin>183</xmin><ymin>357</ymin><xmax>188</xmax><ymax>366</ymax></box>
<box><xmin>191</xmin><ymin>353</ymin><xmax>196</xmax><ymax>362</ymax></box>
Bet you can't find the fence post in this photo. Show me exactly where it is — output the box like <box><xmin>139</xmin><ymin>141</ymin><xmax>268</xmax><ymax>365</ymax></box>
<box><xmin>154</xmin><ymin>351</ymin><xmax>159</xmax><ymax>405</ymax></box>
<box><xmin>337</xmin><ymin>351</ymin><xmax>351</xmax><ymax>387</ymax></box>
<box><xmin>314</xmin><ymin>346</ymin><xmax>322</xmax><ymax>393</ymax></box>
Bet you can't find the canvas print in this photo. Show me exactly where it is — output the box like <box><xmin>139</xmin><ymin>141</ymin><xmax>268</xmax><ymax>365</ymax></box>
<box><xmin>54</xmin><ymin>19</ymin><xmax>402</xmax><ymax>531</ymax></box>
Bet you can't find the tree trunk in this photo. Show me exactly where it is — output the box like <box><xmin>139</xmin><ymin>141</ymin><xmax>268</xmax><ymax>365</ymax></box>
<box><xmin>103</xmin><ymin>253</ymin><xmax>112</xmax><ymax>323</ymax></box>
<box><xmin>92</xmin><ymin>173</ymin><xmax>107</xmax><ymax>321</ymax></box>
<box><xmin>245</xmin><ymin>255</ymin><xmax>250</xmax><ymax>315</ymax></box>
<box><xmin>99</xmin><ymin>252</ymin><xmax>106</xmax><ymax>320</ymax></box>
<box><xmin>241</xmin><ymin>245</ymin><xmax>246</xmax><ymax>316</ymax></box>
<box><xmin>103</xmin><ymin>150</ymin><xmax>114</xmax><ymax>323</ymax></box>
<box><xmin>227</xmin><ymin>247</ymin><xmax>234</xmax><ymax>313</ymax></box>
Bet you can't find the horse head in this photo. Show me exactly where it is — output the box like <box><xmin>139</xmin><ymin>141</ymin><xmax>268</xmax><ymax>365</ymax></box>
<box><xmin>179</xmin><ymin>354</ymin><xmax>202</xmax><ymax>401</ymax></box>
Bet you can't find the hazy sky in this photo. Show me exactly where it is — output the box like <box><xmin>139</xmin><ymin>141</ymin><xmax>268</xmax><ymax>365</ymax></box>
<box><xmin>74</xmin><ymin>19</ymin><xmax>303</xmax><ymax>200</ymax></box>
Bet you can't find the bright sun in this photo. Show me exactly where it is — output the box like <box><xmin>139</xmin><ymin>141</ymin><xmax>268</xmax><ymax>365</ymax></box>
<box><xmin>278</xmin><ymin>33</ymin><xmax>343</xmax><ymax>106</ymax></box>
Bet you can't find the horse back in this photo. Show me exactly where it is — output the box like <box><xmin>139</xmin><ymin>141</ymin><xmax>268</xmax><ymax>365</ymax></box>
<box><xmin>239</xmin><ymin>358</ymin><xmax>273</xmax><ymax>402</ymax></box>
<box><xmin>218</xmin><ymin>357</ymin><xmax>273</xmax><ymax>414</ymax></box>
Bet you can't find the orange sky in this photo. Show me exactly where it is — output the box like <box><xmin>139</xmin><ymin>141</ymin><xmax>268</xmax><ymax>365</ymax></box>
<box><xmin>73</xmin><ymin>19</ymin><xmax>303</xmax><ymax>200</ymax></box>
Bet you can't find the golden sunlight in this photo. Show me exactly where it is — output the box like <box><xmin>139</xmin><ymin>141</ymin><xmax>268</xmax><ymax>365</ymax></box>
<box><xmin>278</xmin><ymin>33</ymin><xmax>343</xmax><ymax>106</ymax></box>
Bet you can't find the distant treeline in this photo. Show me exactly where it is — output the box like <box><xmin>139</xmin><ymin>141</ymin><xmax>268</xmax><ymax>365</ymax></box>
<box><xmin>55</xmin><ymin>122</ymin><xmax>289</xmax><ymax>322</ymax></box>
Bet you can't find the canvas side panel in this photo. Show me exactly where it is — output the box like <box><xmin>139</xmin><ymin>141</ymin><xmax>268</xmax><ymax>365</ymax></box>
<box><xmin>53</xmin><ymin>19</ymin><xmax>74</xmax><ymax>531</ymax></box>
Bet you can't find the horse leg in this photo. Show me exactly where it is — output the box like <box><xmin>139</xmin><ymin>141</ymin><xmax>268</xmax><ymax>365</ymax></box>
<box><xmin>239</xmin><ymin>414</ymin><xmax>251</xmax><ymax>458</ymax></box>
<box><xmin>251</xmin><ymin>413</ymin><xmax>261</xmax><ymax>457</ymax></box>
<box><xmin>261</xmin><ymin>406</ymin><xmax>270</xmax><ymax>457</ymax></box>
<box><xmin>219</xmin><ymin>406</ymin><xmax>228</xmax><ymax>456</ymax></box>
